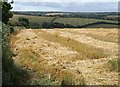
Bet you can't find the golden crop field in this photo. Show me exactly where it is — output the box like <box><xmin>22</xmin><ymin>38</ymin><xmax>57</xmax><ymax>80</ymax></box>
<box><xmin>10</xmin><ymin>28</ymin><xmax>119</xmax><ymax>85</ymax></box>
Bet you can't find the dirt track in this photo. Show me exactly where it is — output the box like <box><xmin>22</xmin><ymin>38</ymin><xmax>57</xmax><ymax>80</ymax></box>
<box><xmin>10</xmin><ymin>28</ymin><xmax>118</xmax><ymax>85</ymax></box>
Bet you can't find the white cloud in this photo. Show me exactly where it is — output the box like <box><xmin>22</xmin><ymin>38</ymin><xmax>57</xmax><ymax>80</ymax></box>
<box><xmin>12</xmin><ymin>1</ymin><xmax>118</xmax><ymax>12</ymax></box>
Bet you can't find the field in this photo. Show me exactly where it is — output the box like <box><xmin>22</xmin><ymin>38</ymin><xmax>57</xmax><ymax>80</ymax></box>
<box><xmin>9</xmin><ymin>14</ymin><xmax>118</xmax><ymax>28</ymax></box>
<box><xmin>54</xmin><ymin>17</ymin><xmax>117</xmax><ymax>27</ymax></box>
<box><xmin>9</xmin><ymin>28</ymin><xmax>119</xmax><ymax>85</ymax></box>
<box><xmin>9</xmin><ymin>14</ymin><xmax>54</xmax><ymax>26</ymax></box>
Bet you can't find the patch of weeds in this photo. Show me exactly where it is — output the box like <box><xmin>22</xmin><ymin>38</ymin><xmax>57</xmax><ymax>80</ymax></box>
<box><xmin>30</xmin><ymin>75</ymin><xmax>53</xmax><ymax>85</ymax></box>
<box><xmin>105</xmin><ymin>59</ymin><xmax>120</xmax><ymax>72</ymax></box>
<box><xmin>60</xmin><ymin>78</ymin><xmax>73</xmax><ymax>85</ymax></box>
<box><xmin>60</xmin><ymin>74</ymin><xmax>85</xmax><ymax>85</ymax></box>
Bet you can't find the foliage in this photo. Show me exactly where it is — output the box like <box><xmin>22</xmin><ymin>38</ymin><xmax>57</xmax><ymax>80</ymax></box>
<box><xmin>2</xmin><ymin>23</ymin><xmax>12</xmax><ymax>68</ymax></box>
<box><xmin>2</xmin><ymin>23</ymin><xmax>13</xmax><ymax>84</ymax></box>
<box><xmin>51</xmin><ymin>22</ymin><xmax>66</xmax><ymax>28</ymax></box>
<box><xmin>41</xmin><ymin>22</ymin><xmax>74</xmax><ymax>28</ymax></box>
<box><xmin>42</xmin><ymin>22</ymin><xmax>51</xmax><ymax>28</ymax></box>
<box><xmin>1</xmin><ymin>1</ymin><xmax>30</xmax><ymax>85</ymax></box>
<box><xmin>1</xmin><ymin>1</ymin><xmax>13</xmax><ymax>24</ymax></box>
<box><xmin>29</xmin><ymin>22</ymin><xmax>40</xmax><ymax>29</ymax></box>
<box><xmin>18</xmin><ymin>17</ymin><xmax>29</xmax><ymax>28</ymax></box>
<box><xmin>2</xmin><ymin>23</ymin><xmax>29</xmax><ymax>85</ymax></box>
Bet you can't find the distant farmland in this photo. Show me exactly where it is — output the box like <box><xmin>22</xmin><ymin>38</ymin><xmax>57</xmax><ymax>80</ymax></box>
<box><xmin>9</xmin><ymin>14</ymin><xmax>118</xmax><ymax>28</ymax></box>
<box><xmin>54</xmin><ymin>17</ymin><xmax>118</xmax><ymax>27</ymax></box>
<box><xmin>9</xmin><ymin>14</ymin><xmax>54</xmax><ymax>26</ymax></box>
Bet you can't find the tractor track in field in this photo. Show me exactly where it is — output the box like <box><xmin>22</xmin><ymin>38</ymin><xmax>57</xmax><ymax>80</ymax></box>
<box><xmin>10</xmin><ymin>29</ymin><xmax>118</xmax><ymax>85</ymax></box>
<box><xmin>42</xmin><ymin>29</ymin><xmax>118</xmax><ymax>55</ymax></box>
<box><xmin>41</xmin><ymin>29</ymin><xmax>118</xmax><ymax>85</ymax></box>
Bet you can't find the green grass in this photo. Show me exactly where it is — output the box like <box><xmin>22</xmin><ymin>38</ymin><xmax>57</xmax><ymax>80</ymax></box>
<box><xmin>54</xmin><ymin>17</ymin><xmax>118</xmax><ymax>27</ymax></box>
<box><xmin>10</xmin><ymin>14</ymin><xmax>54</xmax><ymax>26</ymax></box>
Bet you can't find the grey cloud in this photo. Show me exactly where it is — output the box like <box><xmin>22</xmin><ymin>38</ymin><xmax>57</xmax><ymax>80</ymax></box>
<box><xmin>13</xmin><ymin>2</ymin><xmax>118</xmax><ymax>12</ymax></box>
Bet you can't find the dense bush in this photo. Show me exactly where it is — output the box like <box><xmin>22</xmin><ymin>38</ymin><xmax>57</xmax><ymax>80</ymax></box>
<box><xmin>51</xmin><ymin>22</ymin><xmax>65</xmax><ymax>28</ymax></box>
<box><xmin>29</xmin><ymin>22</ymin><xmax>41</xmax><ymax>29</ymax></box>
<box><xmin>2</xmin><ymin>23</ymin><xmax>13</xmax><ymax>84</ymax></box>
<box><xmin>41</xmin><ymin>22</ymin><xmax>74</xmax><ymax>28</ymax></box>
<box><xmin>2</xmin><ymin>23</ymin><xmax>29</xmax><ymax>85</ymax></box>
<box><xmin>18</xmin><ymin>17</ymin><xmax>29</xmax><ymax>28</ymax></box>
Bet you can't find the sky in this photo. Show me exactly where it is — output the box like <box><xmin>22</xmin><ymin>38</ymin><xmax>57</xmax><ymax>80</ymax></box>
<box><xmin>10</xmin><ymin>0</ymin><xmax>119</xmax><ymax>12</ymax></box>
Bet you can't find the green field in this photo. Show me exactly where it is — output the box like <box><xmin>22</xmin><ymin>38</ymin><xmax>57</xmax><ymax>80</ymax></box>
<box><xmin>54</xmin><ymin>17</ymin><xmax>118</xmax><ymax>27</ymax></box>
<box><xmin>10</xmin><ymin>14</ymin><xmax>54</xmax><ymax>26</ymax></box>
<box><xmin>9</xmin><ymin>14</ymin><xmax>118</xmax><ymax>28</ymax></box>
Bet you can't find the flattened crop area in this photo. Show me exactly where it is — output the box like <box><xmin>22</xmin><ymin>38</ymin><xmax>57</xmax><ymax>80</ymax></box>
<box><xmin>10</xmin><ymin>28</ymin><xmax>118</xmax><ymax>85</ymax></box>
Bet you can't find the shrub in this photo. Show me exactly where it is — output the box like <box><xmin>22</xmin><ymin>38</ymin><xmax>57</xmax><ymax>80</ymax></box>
<box><xmin>18</xmin><ymin>17</ymin><xmax>29</xmax><ymax>28</ymax></box>
<box><xmin>2</xmin><ymin>23</ymin><xmax>29</xmax><ymax>85</ymax></box>
<box><xmin>2</xmin><ymin>2</ymin><xmax>13</xmax><ymax>24</ymax></box>
<box><xmin>2</xmin><ymin>23</ymin><xmax>14</xmax><ymax>84</ymax></box>
<box><xmin>29</xmin><ymin>23</ymin><xmax>41</xmax><ymax>29</ymax></box>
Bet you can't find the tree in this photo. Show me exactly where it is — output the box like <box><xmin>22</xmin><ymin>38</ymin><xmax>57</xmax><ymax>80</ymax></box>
<box><xmin>1</xmin><ymin>0</ymin><xmax>13</xmax><ymax>24</ymax></box>
<box><xmin>18</xmin><ymin>17</ymin><xmax>29</xmax><ymax>27</ymax></box>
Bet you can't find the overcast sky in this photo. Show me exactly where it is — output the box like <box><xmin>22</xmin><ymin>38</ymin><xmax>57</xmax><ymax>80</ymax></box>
<box><xmin>11</xmin><ymin>0</ymin><xmax>119</xmax><ymax>12</ymax></box>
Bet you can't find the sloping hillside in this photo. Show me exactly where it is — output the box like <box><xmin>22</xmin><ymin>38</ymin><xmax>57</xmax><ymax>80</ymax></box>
<box><xmin>10</xmin><ymin>28</ymin><xmax>118</xmax><ymax>85</ymax></box>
